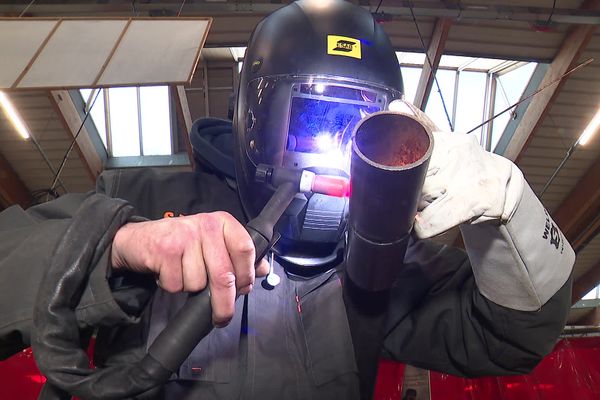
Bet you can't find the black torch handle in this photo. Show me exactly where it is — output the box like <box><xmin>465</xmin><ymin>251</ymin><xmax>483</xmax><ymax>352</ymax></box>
<box><xmin>143</xmin><ymin>182</ymin><xmax>297</xmax><ymax>376</ymax></box>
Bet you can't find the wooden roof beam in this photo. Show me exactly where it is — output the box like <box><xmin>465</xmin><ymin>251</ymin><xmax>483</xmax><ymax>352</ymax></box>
<box><xmin>502</xmin><ymin>1</ymin><xmax>599</xmax><ymax>162</ymax></box>
<box><xmin>413</xmin><ymin>17</ymin><xmax>452</xmax><ymax>111</ymax></box>
<box><xmin>553</xmin><ymin>155</ymin><xmax>600</xmax><ymax>251</ymax></box>
<box><xmin>172</xmin><ymin>85</ymin><xmax>194</xmax><ymax>167</ymax></box>
<box><xmin>551</xmin><ymin>155</ymin><xmax>600</xmax><ymax>304</ymax></box>
<box><xmin>0</xmin><ymin>151</ymin><xmax>32</xmax><ymax>209</ymax></box>
<box><xmin>48</xmin><ymin>90</ymin><xmax>103</xmax><ymax>183</ymax></box>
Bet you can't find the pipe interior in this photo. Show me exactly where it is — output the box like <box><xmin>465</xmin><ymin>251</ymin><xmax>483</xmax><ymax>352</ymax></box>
<box><xmin>355</xmin><ymin>114</ymin><xmax>431</xmax><ymax>168</ymax></box>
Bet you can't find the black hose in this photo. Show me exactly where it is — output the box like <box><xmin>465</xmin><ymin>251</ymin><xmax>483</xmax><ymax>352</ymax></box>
<box><xmin>33</xmin><ymin>184</ymin><xmax>297</xmax><ymax>400</ymax></box>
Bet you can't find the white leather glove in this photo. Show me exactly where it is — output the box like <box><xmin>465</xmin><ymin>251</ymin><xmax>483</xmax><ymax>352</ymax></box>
<box><xmin>388</xmin><ymin>99</ymin><xmax>524</xmax><ymax>239</ymax></box>
<box><xmin>414</xmin><ymin>131</ymin><xmax>524</xmax><ymax>239</ymax></box>
<box><xmin>387</xmin><ymin>100</ymin><xmax>574</xmax><ymax>311</ymax></box>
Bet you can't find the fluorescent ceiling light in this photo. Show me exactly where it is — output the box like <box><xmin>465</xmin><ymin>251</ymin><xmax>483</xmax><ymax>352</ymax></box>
<box><xmin>577</xmin><ymin>107</ymin><xmax>600</xmax><ymax>146</ymax></box>
<box><xmin>0</xmin><ymin>91</ymin><xmax>30</xmax><ymax>139</ymax></box>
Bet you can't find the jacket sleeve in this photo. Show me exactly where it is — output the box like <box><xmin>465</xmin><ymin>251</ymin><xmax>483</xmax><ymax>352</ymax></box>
<box><xmin>0</xmin><ymin>193</ymin><xmax>153</xmax><ymax>360</ymax></box>
<box><xmin>383</xmin><ymin>182</ymin><xmax>575</xmax><ymax>377</ymax></box>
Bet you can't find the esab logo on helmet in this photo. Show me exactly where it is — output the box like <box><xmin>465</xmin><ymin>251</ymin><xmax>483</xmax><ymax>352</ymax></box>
<box><xmin>327</xmin><ymin>35</ymin><xmax>362</xmax><ymax>59</ymax></box>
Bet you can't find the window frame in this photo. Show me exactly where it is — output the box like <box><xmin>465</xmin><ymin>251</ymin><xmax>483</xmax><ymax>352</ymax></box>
<box><xmin>76</xmin><ymin>86</ymin><xmax>189</xmax><ymax>168</ymax></box>
<box><xmin>396</xmin><ymin>52</ymin><xmax>537</xmax><ymax>151</ymax></box>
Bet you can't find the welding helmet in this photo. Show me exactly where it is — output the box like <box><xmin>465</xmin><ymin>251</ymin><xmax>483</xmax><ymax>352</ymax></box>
<box><xmin>234</xmin><ymin>0</ymin><xmax>403</xmax><ymax>270</ymax></box>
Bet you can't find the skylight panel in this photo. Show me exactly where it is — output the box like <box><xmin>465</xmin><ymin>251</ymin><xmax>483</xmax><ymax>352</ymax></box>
<box><xmin>400</xmin><ymin>66</ymin><xmax>423</xmax><ymax>104</ymax></box>
<box><xmin>109</xmin><ymin>87</ymin><xmax>140</xmax><ymax>157</ymax></box>
<box><xmin>425</xmin><ymin>69</ymin><xmax>456</xmax><ymax>132</ymax></box>
<box><xmin>396</xmin><ymin>52</ymin><xmax>426</xmax><ymax>66</ymax></box>
<box><xmin>454</xmin><ymin>71</ymin><xmax>487</xmax><ymax>141</ymax></box>
<box><xmin>140</xmin><ymin>86</ymin><xmax>172</xmax><ymax>156</ymax></box>
<box><xmin>79</xmin><ymin>85</ymin><xmax>173</xmax><ymax>158</ymax></box>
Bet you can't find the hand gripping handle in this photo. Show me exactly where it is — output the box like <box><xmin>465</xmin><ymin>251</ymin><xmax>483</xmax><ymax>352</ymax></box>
<box><xmin>142</xmin><ymin>182</ymin><xmax>297</xmax><ymax>376</ymax></box>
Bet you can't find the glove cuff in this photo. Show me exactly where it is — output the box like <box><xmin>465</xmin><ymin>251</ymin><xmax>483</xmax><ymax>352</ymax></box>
<box><xmin>460</xmin><ymin>181</ymin><xmax>575</xmax><ymax>311</ymax></box>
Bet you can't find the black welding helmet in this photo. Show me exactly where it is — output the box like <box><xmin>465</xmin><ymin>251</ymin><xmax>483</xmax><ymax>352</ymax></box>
<box><xmin>234</xmin><ymin>0</ymin><xmax>403</xmax><ymax>270</ymax></box>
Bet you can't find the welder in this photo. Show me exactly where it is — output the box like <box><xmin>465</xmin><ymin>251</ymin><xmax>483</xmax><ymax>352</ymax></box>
<box><xmin>0</xmin><ymin>1</ymin><xmax>574</xmax><ymax>399</ymax></box>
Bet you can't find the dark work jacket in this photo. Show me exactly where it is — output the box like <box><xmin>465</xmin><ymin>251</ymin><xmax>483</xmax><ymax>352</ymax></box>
<box><xmin>0</xmin><ymin>167</ymin><xmax>572</xmax><ymax>400</ymax></box>
<box><xmin>95</xmin><ymin>168</ymin><xmax>571</xmax><ymax>399</ymax></box>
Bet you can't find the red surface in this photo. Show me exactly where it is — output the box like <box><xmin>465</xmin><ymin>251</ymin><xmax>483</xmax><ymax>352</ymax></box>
<box><xmin>2</xmin><ymin>338</ymin><xmax>600</xmax><ymax>399</ymax></box>
<box><xmin>374</xmin><ymin>337</ymin><xmax>600</xmax><ymax>400</ymax></box>
<box><xmin>373</xmin><ymin>359</ymin><xmax>406</xmax><ymax>400</ymax></box>
<box><xmin>312</xmin><ymin>175</ymin><xmax>351</xmax><ymax>197</ymax></box>
<box><xmin>0</xmin><ymin>348</ymin><xmax>45</xmax><ymax>400</ymax></box>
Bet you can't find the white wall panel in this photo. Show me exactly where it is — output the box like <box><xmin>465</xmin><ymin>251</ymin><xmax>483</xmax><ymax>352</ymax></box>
<box><xmin>18</xmin><ymin>20</ymin><xmax>127</xmax><ymax>88</ymax></box>
<box><xmin>97</xmin><ymin>19</ymin><xmax>209</xmax><ymax>86</ymax></box>
<box><xmin>0</xmin><ymin>20</ymin><xmax>57</xmax><ymax>88</ymax></box>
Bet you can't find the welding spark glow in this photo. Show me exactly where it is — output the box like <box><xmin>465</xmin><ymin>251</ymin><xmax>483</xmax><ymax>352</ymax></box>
<box><xmin>316</xmin><ymin>133</ymin><xmax>335</xmax><ymax>151</ymax></box>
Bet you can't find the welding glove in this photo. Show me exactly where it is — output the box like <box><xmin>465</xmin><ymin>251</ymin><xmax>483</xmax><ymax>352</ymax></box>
<box><xmin>387</xmin><ymin>99</ymin><xmax>522</xmax><ymax>237</ymax></box>
<box><xmin>413</xmin><ymin>131</ymin><xmax>522</xmax><ymax>239</ymax></box>
<box><xmin>415</xmin><ymin>130</ymin><xmax>574</xmax><ymax>310</ymax></box>
<box><xmin>387</xmin><ymin>100</ymin><xmax>574</xmax><ymax>311</ymax></box>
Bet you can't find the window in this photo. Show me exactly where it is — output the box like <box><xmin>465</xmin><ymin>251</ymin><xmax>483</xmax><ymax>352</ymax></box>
<box><xmin>490</xmin><ymin>63</ymin><xmax>538</xmax><ymax>149</ymax></box>
<box><xmin>424</xmin><ymin>69</ymin><xmax>456</xmax><ymax>133</ymax></box>
<box><xmin>583</xmin><ymin>285</ymin><xmax>600</xmax><ymax>300</ymax></box>
<box><xmin>400</xmin><ymin>66</ymin><xmax>423</xmax><ymax>106</ymax></box>
<box><xmin>80</xmin><ymin>86</ymin><xmax>172</xmax><ymax>157</ymax></box>
<box><xmin>396</xmin><ymin>52</ymin><xmax>537</xmax><ymax>151</ymax></box>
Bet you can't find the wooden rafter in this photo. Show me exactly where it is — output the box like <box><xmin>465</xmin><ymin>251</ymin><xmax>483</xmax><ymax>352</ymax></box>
<box><xmin>0</xmin><ymin>151</ymin><xmax>32</xmax><ymax>208</ymax></box>
<box><xmin>413</xmin><ymin>17</ymin><xmax>452</xmax><ymax>110</ymax></box>
<box><xmin>502</xmin><ymin>2</ymin><xmax>598</xmax><ymax>162</ymax></box>
<box><xmin>552</xmin><ymin>155</ymin><xmax>600</xmax><ymax>304</ymax></box>
<box><xmin>172</xmin><ymin>85</ymin><xmax>194</xmax><ymax>167</ymax></box>
<box><xmin>48</xmin><ymin>90</ymin><xmax>103</xmax><ymax>182</ymax></box>
<box><xmin>553</xmin><ymin>155</ymin><xmax>600</xmax><ymax>251</ymax></box>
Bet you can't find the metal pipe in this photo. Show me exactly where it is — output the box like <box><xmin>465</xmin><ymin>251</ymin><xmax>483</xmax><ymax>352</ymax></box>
<box><xmin>346</xmin><ymin>111</ymin><xmax>433</xmax><ymax>291</ymax></box>
<box><xmin>343</xmin><ymin>111</ymin><xmax>433</xmax><ymax>400</ymax></box>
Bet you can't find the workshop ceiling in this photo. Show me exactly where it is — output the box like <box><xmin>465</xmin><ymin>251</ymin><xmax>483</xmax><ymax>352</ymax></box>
<box><xmin>1</xmin><ymin>0</ymin><xmax>600</xmax><ymax>325</ymax></box>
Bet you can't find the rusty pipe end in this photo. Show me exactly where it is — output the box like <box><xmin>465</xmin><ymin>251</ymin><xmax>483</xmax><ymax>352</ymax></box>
<box><xmin>353</xmin><ymin>111</ymin><xmax>433</xmax><ymax>171</ymax></box>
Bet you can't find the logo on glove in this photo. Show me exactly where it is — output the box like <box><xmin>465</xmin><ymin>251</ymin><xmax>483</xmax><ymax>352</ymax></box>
<box><xmin>543</xmin><ymin>209</ymin><xmax>563</xmax><ymax>254</ymax></box>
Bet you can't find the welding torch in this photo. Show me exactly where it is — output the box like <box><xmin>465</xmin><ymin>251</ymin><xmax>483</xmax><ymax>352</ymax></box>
<box><xmin>143</xmin><ymin>165</ymin><xmax>350</xmax><ymax>379</ymax></box>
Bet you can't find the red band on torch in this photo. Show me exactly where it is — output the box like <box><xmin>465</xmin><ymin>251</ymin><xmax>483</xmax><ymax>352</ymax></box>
<box><xmin>311</xmin><ymin>176</ymin><xmax>351</xmax><ymax>197</ymax></box>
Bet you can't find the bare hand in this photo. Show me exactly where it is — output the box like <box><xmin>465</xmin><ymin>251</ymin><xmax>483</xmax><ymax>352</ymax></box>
<box><xmin>111</xmin><ymin>211</ymin><xmax>269</xmax><ymax>327</ymax></box>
